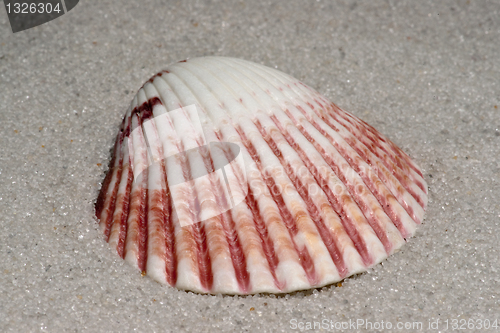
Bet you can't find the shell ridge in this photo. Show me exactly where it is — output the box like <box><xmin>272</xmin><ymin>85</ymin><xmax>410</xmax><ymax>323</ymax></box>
<box><xmin>137</xmin><ymin>89</ymin><xmax>176</xmax><ymax>285</ymax></box>
<box><xmin>241</xmin><ymin>60</ymin><xmax>426</xmax><ymax>218</ymax></box>
<box><xmin>291</xmin><ymin>107</ymin><xmax>414</xmax><ymax>240</ymax></box>
<box><xmin>179</xmin><ymin>148</ymin><xmax>215</xmax><ymax>291</ymax></box>
<box><xmin>145</xmin><ymin>82</ymin><xmax>212</xmax><ymax>292</ymax></box>
<box><xmin>310</xmin><ymin>110</ymin><xmax>421</xmax><ymax>228</ymax></box>
<box><xmin>107</xmin><ymin>131</ymin><xmax>133</xmax><ymax>257</ymax></box>
<box><xmin>198</xmin><ymin>144</ymin><xmax>251</xmax><ymax>293</ymax></box>
<box><xmin>155</xmin><ymin>159</ymin><xmax>177</xmax><ymax>286</ymax></box>
<box><xmin>203</xmin><ymin>59</ymin><xmax>378</xmax><ymax>273</ymax></box>
<box><xmin>324</xmin><ymin>100</ymin><xmax>426</xmax><ymax>194</ymax></box>
<box><xmin>241</xmin><ymin>59</ymin><xmax>427</xmax><ymax>206</ymax></box>
<box><xmin>266</xmin><ymin>113</ymin><xmax>373</xmax><ymax>268</ymax></box>
<box><xmin>208</xmin><ymin>137</ymin><xmax>279</xmax><ymax>293</ymax></box>
<box><xmin>161</xmin><ymin>158</ymin><xmax>177</xmax><ymax>287</ymax></box>
<box><xmin>167</xmin><ymin>63</ymin><xmax>290</xmax><ymax>292</ymax></box>
<box><xmin>114</xmin><ymin>165</ymin><xmax>133</xmax><ymax>258</ymax></box>
<box><xmin>142</xmin><ymin>83</ymin><xmax>178</xmax><ymax>286</ymax></box>
<box><xmin>113</xmin><ymin>103</ymin><xmax>137</xmax><ymax>259</ymax></box>
<box><xmin>235</xmin><ymin>124</ymin><xmax>321</xmax><ymax>286</ymax></box>
<box><xmin>164</xmin><ymin>66</ymin><xmax>253</xmax><ymax>292</ymax></box>
<box><xmin>244</xmin><ymin>183</ymin><xmax>283</xmax><ymax>291</ymax></box>
<box><xmin>175</xmin><ymin>147</ymin><xmax>214</xmax><ymax>292</ymax></box>
<box><xmin>253</xmin><ymin>117</ymin><xmax>349</xmax><ymax>277</ymax></box>
<box><xmin>301</xmin><ymin>95</ymin><xmax>427</xmax><ymax>209</ymax></box>
<box><xmin>320</xmin><ymin>104</ymin><xmax>427</xmax><ymax>210</ymax></box>
<box><xmin>178</xmin><ymin>64</ymin><xmax>338</xmax><ymax>286</ymax></box>
<box><xmin>123</xmin><ymin>111</ymin><xmax>150</xmax><ymax>272</ymax></box>
<box><xmin>191</xmin><ymin>222</ymin><xmax>214</xmax><ymax>291</ymax></box>
<box><xmin>212</xmin><ymin>59</ymin><xmax>386</xmax><ymax>264</ymax></box>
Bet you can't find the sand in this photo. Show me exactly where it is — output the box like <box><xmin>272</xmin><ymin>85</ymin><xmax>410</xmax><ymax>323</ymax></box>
<box><xmin>1</xmin><ymin>1</ymin><xmax>499</xmax><ymax>332</ymax></box>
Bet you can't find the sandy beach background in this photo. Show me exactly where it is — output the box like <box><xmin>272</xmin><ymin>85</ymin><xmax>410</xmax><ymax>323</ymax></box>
<box><xmin>1</xmin><ymin>1</ymin><xmax>499</xmax><ymax>331</ymax></box>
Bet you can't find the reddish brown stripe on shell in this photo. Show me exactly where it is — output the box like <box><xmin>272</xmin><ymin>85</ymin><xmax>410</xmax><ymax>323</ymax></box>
<box><xmin>251</xmin><ymin>69</ymin><xmax>425</xmax><ymax>207</ymax></box>
<box><xmin>328</xmin><ymin>102</ymin><xmax>425</xmax><ymax>188</ymax></box>
<box><xmin>149</xmin><ymin>96</ymin><xmax>163</xmax><ymax>108</ymax></box>
<box><xmin>323</xmin><ymin>103</ymin><xmax>426</xmax><ymax>207</ymax></box>
<box><xmin>300</xmin><ymin>104</ymin><xmax>419</xmax><ymax>223</ymax></box>
<box><xmin>192</xmin><ymin>223</ymin><xmax>213</xmax><ymax>291</ymax></box>
<box><xmin>124</xmin><ymin>175</ymin><xmax>149</xmax><ymax>271</ymax></box>
<box><xmin>116</xmin><ymin>166</ymin><xmax>133</xmax><ymax>258</ymax></box>
<box><xmin>215</xmin><ymin>131</ymin><xmax>282</xmax><ymax>290</ymax></box>
<box><xmin>245</xmin><ymin>184</ymin><xmax>282</xmax><ymax>290</ymax></box>
<box><xmin>294</xmin><ymin>84</ymin><xmax>424</xmax><ymax>180</ymax></box>
<box><xmin>221</xmin><ymin>211</ymin><xmax>250</xmax><ymax>293</ymax></box>
<box><xmin>267</xmin><ymin>114</ymin><xmax>373</xmax><ymax>266</ymax></box>
<box><xmin>160</xmin><ymin>160</ymin><xmax>177</xmax><ymax>286</ymax></box>
<box><xmin>141</xmin><ymin>94</ymin><xmax>178</xmax><ymax>286</ymax></box>
<box><xmin>285</xmin><ymin>112</ymin><xmax>397</xmax><ymax>250</ymax></box>
<box><xmin>254</xmin><ymin>119</ymin><xmax>348</xmax><ymax>277</ymax></box>
<box><xmin>316</xmin><ymin>102</ymin><xmax>426</xmax><ymax>207</ymax></box>
<box><xmin>288</xmin><ymin>107</ymin><xmax>410</xmax><ymax>239</ymax></box>
<box><xmin>102</xmin><ymin>171</ymin><xmax>123</xmax><ymax>241</ymax></box>
<box><xmin>236</xmin><ymin>125</ymin><xmax>319</xmax><ymax>285</ymax></box>
<box><xmin>173</xmin><ymin>138</ymin><xmax>213</xmax><ymax>291</ymax></box>
<box><xmin>130</xmin><ymin>112</ymin><xmax>151</xmax><ymax>272</ymax></box>
<box><xmin>147</xmin><ymin>188</ymin><xmax>168</xmax><ymax>264</ymax></box>
<box><xmin>198</xmin><ymin>144</ymin><xmax>250</xmax><ymax>293</ymax></box>
<box><xmin>133</xmin><ymin>101</ymin><xmax>154</xmax><ymax>122</ymax></box>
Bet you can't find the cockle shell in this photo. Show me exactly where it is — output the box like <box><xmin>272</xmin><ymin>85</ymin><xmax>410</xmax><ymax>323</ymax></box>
<box><xmin>95</xmin><ymin>56</ymin><xmax>428</xmax><ymax>295</ymax></box>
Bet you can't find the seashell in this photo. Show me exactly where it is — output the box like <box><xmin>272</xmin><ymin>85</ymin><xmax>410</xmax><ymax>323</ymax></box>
<box><xmin>95</xmin><ymin>57</ymin><xmax>428</xmax><ymax>295</ymax></box>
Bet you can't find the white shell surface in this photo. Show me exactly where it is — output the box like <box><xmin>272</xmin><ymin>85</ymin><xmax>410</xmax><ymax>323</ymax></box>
<box><xmin>95</xmin><ymin>56</ymin><xmax>428</xmax><ymax>294</ymax></box>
